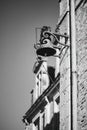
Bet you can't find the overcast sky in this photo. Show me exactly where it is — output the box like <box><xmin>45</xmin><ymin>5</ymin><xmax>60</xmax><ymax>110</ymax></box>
<box><xmin>0</xmin><ymin>0</ymin><xmax>58</xmax><ymax>130</ymax></box>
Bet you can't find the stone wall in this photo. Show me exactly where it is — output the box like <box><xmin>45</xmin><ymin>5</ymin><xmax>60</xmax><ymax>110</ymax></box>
<box><xmin>57</xmin><ymin>0</ymin><xmax>71</xmax><ymax>130</ymax></box>
<box><xmin>57</xmin><ymin>0</ymin><xmax>87</xmax><ymax>129</ymax></box>
<box><xmin>60</xmin><ymin>47</ymin><xmax>70</xmax><ymax>130</ymax></box>
<box><xmin>76</xmin><ymin>2</ymin><xmax>87</xmax><ymax>130</ymax></box>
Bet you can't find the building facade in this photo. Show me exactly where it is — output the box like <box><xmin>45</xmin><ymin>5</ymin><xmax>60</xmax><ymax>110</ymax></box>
<box><xmin>22</xmin><ymin>0</ymin><xmax>87</xmax><ymax>130</ymax></box>
<box><xmin>22</xmin><ymin>25</ymin><xmax>60</xmax><ymax>130</ymax></box>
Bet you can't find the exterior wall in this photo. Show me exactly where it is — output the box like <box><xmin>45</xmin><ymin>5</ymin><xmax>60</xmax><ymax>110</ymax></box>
<box><xmin>55</xmin><ymin>51</ymin><xmax>60</xmax><ymax>77</ymax></box>
<box><xmin>33</xmin><ymin>61</ymin><xmax>49</xmax><ymax>103</ymax></box>
<box><xmin>23</xmin><ymin>1</ymin><xmax>87</xmax><ymax>130</ymax></box>
<box><xmin>58</xmin><ymin>0</ymin><xmax>87</xmax><ymax>130</ymax></box>
<box><xmin>76</xmin><ymin>2</ymin><xmax>87</xmax><ymax>130</ymax></box>
<box><xmin>27</xmin><ymin>89</ymin><xmax>60</xmax><ymax>130</ymax></box>
<box><xmin>29</xmin><ymin>101</ymin><xmax>54</xmax><ymax>130</ymax></box>
<box><xmin>57</xmin><ymin>0</ymin><xmax>71</xmax><ymax>130</ymax></box>
<box><xmin>60</xmin><ymin>48</ymin><xmax>70</xmax><ymax>130</ymax></box>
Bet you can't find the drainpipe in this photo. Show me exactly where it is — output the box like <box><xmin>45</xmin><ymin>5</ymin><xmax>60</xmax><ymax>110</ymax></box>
<box><xmin>69</xmin><ymin>0</ymin><xmax>77</xmax><ymax>130</ymax></box>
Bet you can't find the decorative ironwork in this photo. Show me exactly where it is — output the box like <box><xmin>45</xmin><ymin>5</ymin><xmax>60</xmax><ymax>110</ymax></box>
<box><xmin>43</xmin><ymin>31</ymin><xmax>69</xmax><ymax>47</ymax></box>
<box><xmin>34</xmin><ymin>26</ymin><xmax>69</xmax><ymax>57</ymax></box>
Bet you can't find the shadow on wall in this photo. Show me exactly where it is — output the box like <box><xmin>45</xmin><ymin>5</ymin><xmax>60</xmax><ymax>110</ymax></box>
<box><xmin>44</xmin><ymin>112</ymin><xmax>60</xmax><ymax>130</ymax></box>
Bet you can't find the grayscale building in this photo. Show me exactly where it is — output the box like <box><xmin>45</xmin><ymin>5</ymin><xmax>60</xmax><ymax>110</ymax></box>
<box><xmin>22</xmin><ymin>0</ymin><xmax>87</xmax><ymax>130</ymax></box>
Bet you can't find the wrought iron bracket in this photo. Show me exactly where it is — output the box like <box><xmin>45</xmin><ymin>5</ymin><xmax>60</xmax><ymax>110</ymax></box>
<box><xmin>43</xmin><ymin>31</ymin><xmax>69</xmax><ymax>48</ymax></box>
<box><xmin>34</xmin><ymin>26</ymin><xmax>69</xmax><ymax>57</ymax></box>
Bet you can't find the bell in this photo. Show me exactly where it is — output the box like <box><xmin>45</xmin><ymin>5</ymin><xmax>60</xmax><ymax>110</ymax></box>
<box><xmin>36</xmin><ymin>47</ymin><xmax>56</xmax><ymax>57</ymax></box>
<box><xmin>36</xmin><ymin>39</ymin><xmax>56</xmax><ymax>57</ymax></box>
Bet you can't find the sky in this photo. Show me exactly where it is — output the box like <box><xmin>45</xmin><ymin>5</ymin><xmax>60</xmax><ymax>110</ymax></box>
<box><xmin>0</xmin><ymin>0</ymin><xmax>58</xmax><ymax>130</ymax></box>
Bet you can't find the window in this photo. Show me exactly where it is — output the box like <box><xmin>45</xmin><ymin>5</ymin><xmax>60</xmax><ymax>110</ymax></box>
<box><xmin>42</xmin><ymin>113</ymin><xmax>45</xmax><ymax>130</ymax></box>
<box><xmin>34</xmin><ymin>118</ymin><xmax>40</xmax><ymax>130</ymax></box>
<box><xmin>53</xmin><ymin>95</ymin><xmax>60</xmax><ymax>130</ymax></box>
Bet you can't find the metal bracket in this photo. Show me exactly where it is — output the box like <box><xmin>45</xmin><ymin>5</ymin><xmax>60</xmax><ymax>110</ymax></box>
<box><xmin>42</xmin><ymin>31</ymin><xmax>69</xmax><ymax>56</ymax></box>
<box><xmin>43</xmin><ymin>31</ymin><xmax>69</xmax><ymax>48</ymax></box>
<box><xmin>34</xmin><ymin>26</ymin><xmax>69</xmax><ymax>57</ymax></box>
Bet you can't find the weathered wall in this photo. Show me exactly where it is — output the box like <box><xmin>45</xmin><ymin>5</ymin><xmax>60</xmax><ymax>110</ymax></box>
<box><xmin>76</xmin><ymin>2</ymin><xmax>87</xmax><ymax>130</ymax></box>
<box><xmin>57</xmin><ymin>0</ymin><xmax>71</xmax><ymax>130</ymax></box>
<box><xmin>60</xmin><ymin>48</ymin><xmax>70</xmax><ymax>130</ymax></box>
<box><xmin>57</xmin><ymin>0</ymin><xmax>87</xmax><ymax>130</ymax></box>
